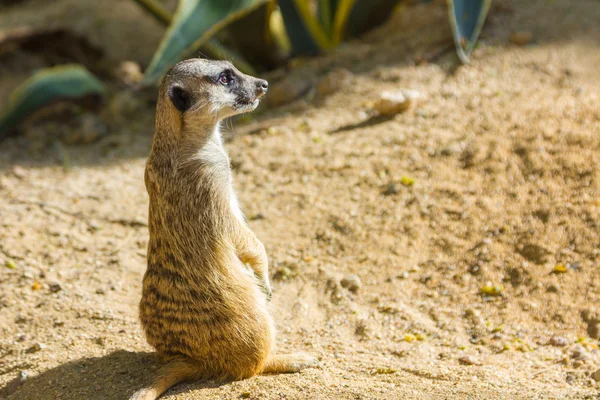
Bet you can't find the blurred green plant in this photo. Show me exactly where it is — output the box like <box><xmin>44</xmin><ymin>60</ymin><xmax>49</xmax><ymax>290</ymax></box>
<box><xmin>447</xmin><ymin>0</ymin><xmax>492</xmax><ymax>63</ymax></box>
<box><xmin>0</xmin><ymin>65</ymin><xmax>105</xmax><ymax>140</ymax></box>
<box><xmin>0</xmin><ymin>0</ymin><xmax>490</xmax><ymax>136</ymax></box>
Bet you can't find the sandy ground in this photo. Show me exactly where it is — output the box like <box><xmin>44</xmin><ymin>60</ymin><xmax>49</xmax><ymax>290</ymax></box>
<box><xmin>1</xmin><ymin>0</ymin><xmax>600</xmax><ymax>399</ymax></box>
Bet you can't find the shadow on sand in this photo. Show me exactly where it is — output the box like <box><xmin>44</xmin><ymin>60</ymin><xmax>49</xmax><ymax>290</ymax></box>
<box><xmin>1</xmin><ymin>350</ymin><xmax>224</xmax><ymax>400</ymax></box>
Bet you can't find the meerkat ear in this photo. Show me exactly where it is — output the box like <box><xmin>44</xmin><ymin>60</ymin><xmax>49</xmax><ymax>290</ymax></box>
<box><xmin>168</xmin><ymin>85</ymin><xmax>191</xmax><ymax>112</ymax></box>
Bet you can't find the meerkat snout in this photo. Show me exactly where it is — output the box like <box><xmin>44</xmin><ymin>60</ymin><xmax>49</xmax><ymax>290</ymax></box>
<box><xmin>257</xmin><ymin>79</ymin><xmax>269</xmax><ymax>94</ymax></box>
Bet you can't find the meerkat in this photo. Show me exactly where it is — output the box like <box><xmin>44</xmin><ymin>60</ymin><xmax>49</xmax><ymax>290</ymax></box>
<box><xmin>132</xmin><ymin>59</ymin><xmax>318</xmax><ymax>400</ymax></box>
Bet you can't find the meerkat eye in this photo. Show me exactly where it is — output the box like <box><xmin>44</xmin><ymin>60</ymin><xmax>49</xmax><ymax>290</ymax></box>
<box><xmin>168</xmin><ymin>85</ymin><xmax>191</xmax><ymax>112</ymax></box>
<box><xmin>218</xmin><ymin>73</ymin><xmax>232</xmax><ymax>86</ymax></box>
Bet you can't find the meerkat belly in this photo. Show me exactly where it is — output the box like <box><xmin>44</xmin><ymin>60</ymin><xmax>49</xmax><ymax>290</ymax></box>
<box><xmin>140</xmin><ymin>266</ymin><xmax>271</xmax><ymax>362</ymax></box>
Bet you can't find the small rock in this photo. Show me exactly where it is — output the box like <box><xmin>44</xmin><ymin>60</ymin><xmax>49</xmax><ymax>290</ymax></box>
<box><xmin>26</xmin><ymin>343</ymin><xmax>46</xmax><ymax>353</ymax></box>
<box><xmin>340</xmin><ymin>274</ymin><xmax>362</xmax><ymax>293</ymax></box>
<box><xmin>458</xmin><ymin>355</ymin><xmax>479</xmax><ymax>365</ymax></box>
<box><xmin>373</xmin><ymin>90</ymin><xmax>415</xmax><ymax>116</ymax></box>
<box><xmin>378</xmin><ymin>304</ymin><xmax>400</xmax><ymax>314</ymax></box>
<box><xmin>460</xmin><ymin>142</ymin><xmax>482</xmax><ymax>168</ymax></box>
<box><xmin>587</xmin><ymin>322</ymin><xmax>600</xmax><ymax>339</ymax></box>
<box><xmin>592</xmin><ymin>368</ymin><xmax>600</xmax><ymax>382</ymax></box>
<box><xmin>1</xmin><ymin>371</ymin><xmax>28</xmax><ymax>397</ymax></box>
<box><xmin>397</xmin><ymin>271</ymin><xmax>409</xmax><ymax>279</ymax></box>
<box><xmin>16</xmin><ymin>334</ymin><xmax>27</xmax><ymax>342</ymax></box>
<box><xmin>509</xmin><ymin>31</ymin><xmax>533</xmax><ymax>46</ymax></box>
<box><xmin>382</xmin><ymin>183</ymin><xmax>398</xmax><ymax>196</ymax></box>
<box><xmin>548</xmin><ymin>336</ymin><xmax>569</xmax><ymax>347</ymax></box>
<box><xmin>48</xmin><ymin>282</ymin><xmax>62</xmax><ymax>293</ymax></box>
<box><xmin>113</xmin><ymin>61</ymin><xmax>143</xmax><ymax>86</ymax></box>
<box><xmin>249</xmin><ymin>213</ymin><xmax>264</xmax><ymax>221</ymax></box>
<box><xmin>355</xmin><ymin>319</ymin><xmax>370</xmax><ymax>337</ymax></box>
<box><xmin>96</xmin><ymin>288</ymin><xmax>105</xmax><ymax>295</ymax></box>
<box><xmin>570</xmin><ymin>344</ymin><xmax>587</xmax><ymax>360</ymax></box>
<box><xmin>468</xmin><ymin>262</ymin><xmax>484</xmax><ymax>276</ymax></box>
<box><xmin>581</xmin><ymin>309</ymin><xmax>599</xmax><ymax>323</ymax></box>
<box><xmin>11</xmin><ymin>166</ymin><xmax>27</xmax><ymax>179</ymax></box>
<box><xmin>546</xmin><ymin>284</ymin><xmax>560</xmax><ymax>293</ymax></box>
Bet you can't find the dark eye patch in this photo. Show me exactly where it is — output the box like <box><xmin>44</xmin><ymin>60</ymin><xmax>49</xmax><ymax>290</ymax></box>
<box><xmin>168</xmin><ymin>85</ymin><xmax>191</xmax><ymax>112</ymax></box>
<box><xmin>216</xmin><ymin>69</ymin><xmax>237</xmax><ymax>86</ymax></box>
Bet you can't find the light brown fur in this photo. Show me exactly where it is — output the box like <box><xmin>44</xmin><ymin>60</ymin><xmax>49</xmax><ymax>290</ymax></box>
<box><xmin>132</xmin><ymin>59</ymin><xmax>317</xmax><ymax>400</ymax></box>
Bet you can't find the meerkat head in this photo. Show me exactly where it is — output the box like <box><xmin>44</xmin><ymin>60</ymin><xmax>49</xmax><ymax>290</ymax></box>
<box><xmin>159</xmin><ymin>58</ymin><xmax>268</xmax><ymax>127</ymax></box>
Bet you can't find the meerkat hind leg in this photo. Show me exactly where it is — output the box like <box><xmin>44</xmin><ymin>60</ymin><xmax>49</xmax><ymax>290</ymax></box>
<box><xmin>130</xmin><ymin>357</ymin><xmax>201</xmax><ymax>400</ymax></box>
<box><xmin>262</xmin><ymin>353</ymin><xmax>319</xmax><ymax>374</ymax></box>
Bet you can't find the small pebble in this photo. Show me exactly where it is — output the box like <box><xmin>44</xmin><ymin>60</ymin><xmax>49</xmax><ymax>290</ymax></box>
<box><xmin>373</xmin><ymin>90</ymin><xmax>413</xmax><ymax>116</ymax></box>
<box><xmin>458</xmin><ymin>355</ymin><xmax>479</xmax><ymax>365</ymax></box>
<box><xmin>26</xmin><ymin>343</ymin><xmax>46</xmax><ymax>353</ymax></box>
<box><xmin>48</xmin><ymin>282</ymin><xmax>62</xmax><ymax>293</ymax></box>
<box><xmin>592</xmin><ymin>368</ymin><xmax>600</xmax><ymax>382</ymax></box>
<box><xmin>587</xmin><ymin>322</ymin><xmax>600</xmax><ymax>339</ymax></box>
<box><xmin>571</xmin><ymin>344</ymin><xmax>587</xmax><ymax>360</ymax></box>
<box><xmin>11</xmin><ymin>166</ymin><xmax>27</xmax><ymax>179</ymax></box>
<box><xmin>340</xmin><ymin>274</ymin><xmax>362</xmax><ymax>293</ymax></box>
<box><xmin>355</xmin><ymin>319</ymin><xmax>370</xmax><ymax>337</ymax></box>
<box><xmin>382</xmin><ymin>183</ymin><xmax>398</xmax><ymax>196</ymax></box>
<box><xmin>546</xmin><ymin>284</ymin><xmax>560</xmax><ymax>293</ymax></box>
<box><xmin>548</xmin><ymin>336</ymin><xmax>569</xmax><ymax>347</ymax></box>
<box><xmin>113</xmin><ymin>61</ymin><xmax>143</xmax><ymax>86</ymax></box>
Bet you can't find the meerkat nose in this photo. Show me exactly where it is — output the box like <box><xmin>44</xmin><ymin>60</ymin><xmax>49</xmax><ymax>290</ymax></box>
<box><xmin>258</xmin><ymin>80</ymin><xmax>269</xmax><ymax>94</ymax></box>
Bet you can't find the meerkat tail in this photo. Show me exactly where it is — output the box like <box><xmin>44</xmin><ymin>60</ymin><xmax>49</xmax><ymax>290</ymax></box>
<box><xmin>262</xmin><ymin>353</ymin><xmax>319</xmax><ymax>374</ymax></box>
<box><xmin>130</xmin><ymin>357</ymin><xmax>200</xmax><ymax>400</ymax></box>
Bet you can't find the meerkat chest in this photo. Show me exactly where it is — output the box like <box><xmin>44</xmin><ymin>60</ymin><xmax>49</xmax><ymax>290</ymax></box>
<box><xmin>197</xmin><ymin>127</ymin><xmax>245</xmax><ymax>222</ymax></box>
<box><xmin>228</xmin><ymin>184</ymin><xmax>245</xmax><ymax>222</ymax></box>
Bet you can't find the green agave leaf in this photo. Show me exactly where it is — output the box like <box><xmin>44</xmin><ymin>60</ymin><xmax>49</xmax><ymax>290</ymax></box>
<box><xmin>130</xmin><ymin>0</ymin><xmax>257</xmax><ymax>75</ymax></box>
<box><xmin>278</xmin><ymin>0</ymin><xmax>334</xmax><ymax>56</ymax></box>
<box><xmin>318</xmin><ymin>0</ymin><xmax>336</xmax><ymax>36</ymax></box>
<box><xmin>143</xmin><ymin>0</ymin><xmax>267</xmax><ymax>84</ymax></box>
<box><xmin>0</xmin><ymin>65</ymin><xmax>105</xmax><ymax>138</ymax></box>
<box><xmin>447</xmin><ymin>0</ymin><xmax>491</xmax><ymax>63</ymax></box>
